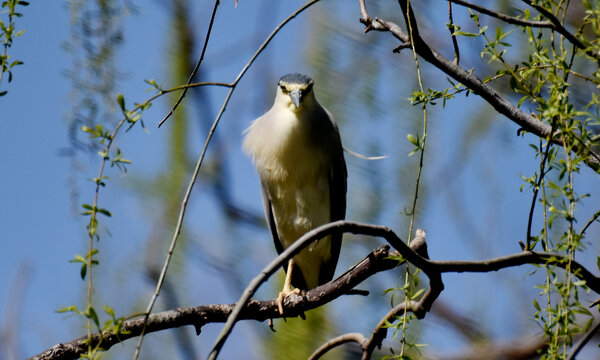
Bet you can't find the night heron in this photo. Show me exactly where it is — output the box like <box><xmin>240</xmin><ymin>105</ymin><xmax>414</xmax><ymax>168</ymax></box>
<box><xmin>243</xmin><ymin>73</ymin><xmax>347</xmax><ymax>313</ymax></box>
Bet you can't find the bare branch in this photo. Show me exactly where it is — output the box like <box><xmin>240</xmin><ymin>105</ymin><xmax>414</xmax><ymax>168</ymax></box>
<box><xmin>30</xmin><ymin>221</ymin><xmax>600</xmax><ymax>360</ymax></box>
<box><xmin>158</xmin><ymin>0</ymin><xmax>220</xmax><ymax>128</ymax></box>
<box><xmin>206</xmin><ymin>221</ymin><xmax>409</xmax><ymax>360</ymax></box>
<box><xmin>579</xmin><ymin>209</ymin><xmax>600</xmax><ymax>237</ymax></box>
<box><xmin>431</xmin><ymin>253</ymin><xmax>600</xmax><ymax>292</ymax></box>
<box><xmin>447</xmin><ymin>1</ymin><xmax>460</xmax><ymax>64</ymax></box>
<box><xmin>358</xmin><ymin>0</ymin><xmax>388</xmax><ymax>32</ymax></box>
<box><xmin>308</xmin><ymin>333</ymin><xmax>367</xmax><ymax>360</ymax></box>
<box><xmin>526</xmin><ymin>123</ymin><xmax>557</xmax><ymax>250</ymax></box>
<box><xmin>432</xmin><ymin>335</ymin><xmax>547</xmax><ymax>360</ymax></box>
<box><xmin>362</xmin><ymin>301</ymin><xmax>419</xmax><ymax>359</ymax></box>
<box><xmin>30</xmin><ymin>244</ymin><xmax>399</xmax><ymax>360</ymax></box>
<box><xmin>448</xmin><ymin>0</ymin><xmax>554</xmax><ymax>29</ymax></box>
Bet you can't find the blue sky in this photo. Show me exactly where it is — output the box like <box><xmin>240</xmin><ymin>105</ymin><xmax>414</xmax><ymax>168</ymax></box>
<box><xmin>1</xmin><ymin>1</ymin><xmax>599</xmax><ymax>359</ymax></box>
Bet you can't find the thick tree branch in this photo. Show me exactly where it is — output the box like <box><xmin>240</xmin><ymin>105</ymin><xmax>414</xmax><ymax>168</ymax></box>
<box><xmin>362</xmin><ymin>17</ymin><xmax>551</xmax><ymax>136</ymax></box>
<box><xmin>30</xmin><ymin>244</ymin><xmax>398</xmax><ymax>360</ymax></box>
<box><xmin>357</xmin><ymin>0</ymin><xmax>600</xmax><ymax>170</ymax></box>
<box><xmin>207</xmin><ymin>221</ymin><xmax>413</xmax><ymax>359</ymax></box>
<box><xmin>31</xmin><ymin>221</ymin><xmax>600</xmax><ymax>360</ymax></box>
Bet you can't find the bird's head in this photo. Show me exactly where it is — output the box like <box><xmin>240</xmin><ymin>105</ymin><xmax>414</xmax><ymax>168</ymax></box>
<box><xmin>276</xmin><ymin>73</ymin><xmax>315</xmax><ymax>112</ymax></box>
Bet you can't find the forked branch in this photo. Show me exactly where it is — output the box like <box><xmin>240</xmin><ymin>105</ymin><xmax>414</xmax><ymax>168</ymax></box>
<box><xmin>30</xmin><ymin>221</ymin><xmax>600</xmax><ymax>360</ymax></box>
<box><xmin>357</xmin><ymin>0</ymin><xmax>600</xmax><ymax>170</ymax></box>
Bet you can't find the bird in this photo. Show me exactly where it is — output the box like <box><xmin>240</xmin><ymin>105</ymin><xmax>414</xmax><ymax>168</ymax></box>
<box><xmin>243</xmin><ymin>73</ymin><xmax>347</xmax><ymax>314</ymax></box>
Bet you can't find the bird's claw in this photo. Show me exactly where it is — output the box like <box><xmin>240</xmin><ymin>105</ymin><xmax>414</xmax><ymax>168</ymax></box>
<box><xmin>277</xmin><ymin>288</ymin><xmax>300</xmax><ymax>314</ymax></box>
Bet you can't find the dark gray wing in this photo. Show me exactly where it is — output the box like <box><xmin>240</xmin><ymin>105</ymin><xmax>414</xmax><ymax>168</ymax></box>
<box><xmin>318</xmin><ymin>144</ymin><xmax>347</xmax><ymax>285</ymax></box>
<box><xmin>260</xmin><ymin>180</ymin><xmax>284</xmax><ymax>255</ymax></box>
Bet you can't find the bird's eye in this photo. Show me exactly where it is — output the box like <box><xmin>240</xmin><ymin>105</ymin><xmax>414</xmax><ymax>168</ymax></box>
<box><xmin>279</xmin><ymin>85</ymin><xmax>288</xmax><ymax>93</ymax></box>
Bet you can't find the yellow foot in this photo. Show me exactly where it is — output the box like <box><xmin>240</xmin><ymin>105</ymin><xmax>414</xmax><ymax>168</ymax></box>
<box><xmin>277</xmin><ymin>288</ymin><xmax>300</xmax><ymax>314</ymax></box>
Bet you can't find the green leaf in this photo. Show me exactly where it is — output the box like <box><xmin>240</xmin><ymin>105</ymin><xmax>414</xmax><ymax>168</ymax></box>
<box><xmin>79</xmin><ymin>263</ymin><xmax>87</xmax><ymax>279</ymax></box>
<box><xmin>8</xmin><ymin>60</ymin><xmax>23</xmax><ymax>68</ymax></box>
<box><xmin>96</xmin><ymin>207</ymin><xmax>112</xmax><ymax>217</ymax></box>
<box><xmin>86</xmin><ymin>306</ymin><xmax>100</xmax><ymax>328</ymax></box>
<box><xmin>105</xmin><ymin>305</ymin><xmax>115</xmax><ymax>319</ymax></box>
<box><xmin>69</xmin><ymin>254</ymin><xmax>86</xmax><ymax>264</ymax></box>
<box><xmin>495</xmin><ymin>26</ymin><xmax>503</xmax><ymax>40</ymax></box>
<box><xmin>411</xmin><ymin>288</ymin><xmax>425</xmax><ymax>300</ymax></box>
<box><xmin>56</xmin><ymin>305</ymin><xmax>81</xmax><ymax>314</ymax></box>
<box><xmin>407</xmin><ymin>134</ymin><xmax>418</xmax><ymax>146</ymax></box>
<box><xmin>453</xmin><ymin>30</ymin><xmax>480</xmax><ymax>37</ymax></box>
<box><xmin>98</xmin><ymin>149</ymin><xmax>109</xmax><ymax>159</ymax></box>
<box><xmin>117</xmin><ymin>93</ymin><xmax>125</xmax><ymax>111</ymax></box>
<box><xmin>144</xmin><ymin>78</ymin><xmax>162</xmax><ymax>91</ymax></box>
<box><xmin>80</xmin><ymin>203</ymin><xmax>111</xmax><ymax>217</ymax></box>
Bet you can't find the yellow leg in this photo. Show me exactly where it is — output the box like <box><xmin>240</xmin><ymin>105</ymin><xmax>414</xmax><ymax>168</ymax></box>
<box><xmin>278</xmin><ymin>259</ymin><xmax>300</xmax><ymax>314</ymax></box>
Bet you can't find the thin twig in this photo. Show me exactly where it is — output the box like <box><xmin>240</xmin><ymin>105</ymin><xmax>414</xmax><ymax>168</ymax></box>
<box><xmin>522</xmin><ymin>0</ymin><xmax>600</xmax><ymax>62</ymax></box>
<box><xmin>526</xmin><ymin>120</ymin><xmax>557</xmax><ymax>250</ymax></box>
<box><xmin>448</xmin><ymin>0</ymin><xmax>554</xmax><ymax>29</ymax></box>
<box><xmin>358</xmin><ymin>0</ymin><xmax>388</xmax><ymax>32</ymax></box>
<box><xmin>401</xmin><ymin>0</ymin><xmax>429</xmax><ymax>355</ymax></box>
<box><xmin>566</xmin><ymin>319</ymin><xmax>600</xmax><ymax>360</ymax></box>
<box><xmin>308</xmin><ymin>333</ymin><xmax>367</xmax><ymax>360</ymax></box>
<box><xmin>84</xmin><ymin>96</ymin><xmax>134</xmax><ymax>358</ymax></box>
<box><xmin>579</xmin><ymin>210</ymin><xmax>600</xmax><ymax>237</ymax></box>
<box><xmin>362</xmin><ymin>300</ymin><xmax>418</xmax><ymax>359</ymax></box>
<box><xmin>447</xmin><ymin>0</ymin><xmax>460</xmax><ymax>64</ymax></box>
<box><xmin>358</xmin><ymin>0</ymin><xmax>371</xmax><ymax>23</ymax></box>
<box><xmin>132</xmin><ymin>2</ymin><xmax>222</xmax><ymax>358</ymax></box>
<box><xmin>157</xmin><ymin>0</ymin><xmax>220</xmax><ymax>128</ymax></box>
